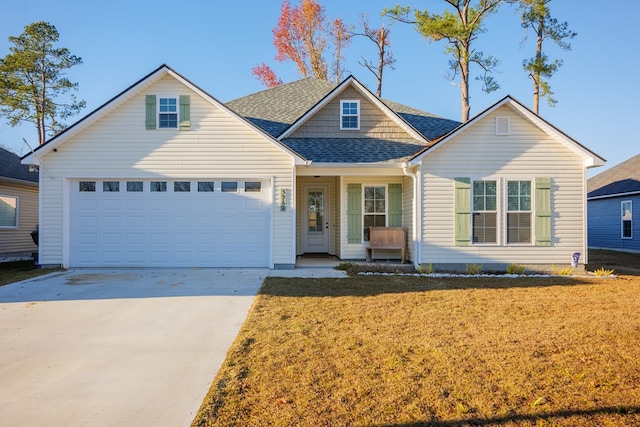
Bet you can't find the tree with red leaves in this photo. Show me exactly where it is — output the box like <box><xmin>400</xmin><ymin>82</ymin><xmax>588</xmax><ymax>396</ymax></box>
<box><xmin>251</xmin><ymin>63</ymin><xmax>283</xmax><ymax>88</ymax></box>
<box><xmin>252</xmin><ymin>0</ymin><xmax>350</xmax><ymax>87</ymax></box>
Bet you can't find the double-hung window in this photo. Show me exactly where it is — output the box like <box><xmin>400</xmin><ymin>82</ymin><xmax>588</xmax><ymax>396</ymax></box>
<box><xmin>0</xmin><ymin>195</ymin><xmax>18</xmax><ymax>228</ymax></box>
<box><xmin>622</xmin><ymin>201</ymin><xmax>632</xmax><ymax>238</ymax></box>
<box><xmin>159</xmin><ymin>98</ymin><xmax>178</xmax><ymax>128</ymax></box>
<box><xmin>472</xmin><ymin>180</ymin><xmax>497</xmax><ymax>244</ymax></box>
<box><xmin>363</xmin><ymin>186</ymin><xmax>386</xmax><ymax>241</ymax></box>
<box><xmin>340</xmin><ymin>100</ymin><xmax>360</xmax><ymax>130</ymax></box>
<box><xmin>507</xmin><ymin>180</ymin><xmax>532</xmax><ymax>243</ymax></box>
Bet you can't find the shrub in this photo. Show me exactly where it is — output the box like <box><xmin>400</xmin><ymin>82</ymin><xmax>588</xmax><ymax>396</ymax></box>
<box><xmin>551</xmin><ymin>264</ymin><xmax>575</xmax><ymax>276</ymax></box>
<box><xmin>593</xmin><ymin>267</ymin><xmax>615</xmax><ymax>277</ymax></box>
<box><xmin>335</xmin><ymin>263</ymin><xmax>358</xmax><ymax>275</ymax></box>
<box><xmin>506</xmin><ymin>263</ymin><xmax>526</xmax><ymax>275</ymax></box>
<box><xmin>466</xmin><ymin>263</ymin><xmax>483</xmax><ymax>275</ymax></box>
<box><xmin>416</xmin><ymin>263</ymin><xmax>434</xmax><ymax>274</ymax></box>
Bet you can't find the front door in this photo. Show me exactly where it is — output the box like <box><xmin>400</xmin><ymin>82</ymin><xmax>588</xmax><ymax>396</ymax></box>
<box><xmin>303</xmin><ymin>185</ymin><xmax>330</xmax><ymax>253</ymax></box>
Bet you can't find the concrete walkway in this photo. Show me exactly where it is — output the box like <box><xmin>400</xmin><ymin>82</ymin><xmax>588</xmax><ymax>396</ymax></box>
<box><xmin>0</xmin><ymin>268</ymin><xmax>267</xmax><ymax>427</ymax></box>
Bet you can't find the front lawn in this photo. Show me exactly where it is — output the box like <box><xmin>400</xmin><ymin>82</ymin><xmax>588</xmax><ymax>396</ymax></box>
<box><xmin>0</xmin><ymin>260</ymin><xmax>60</xmax><ymax>287</ymax></box>
<box><xmin>193</xmin><ymin>264</ymin><xmax>640</xmax><ymax>425</ymax></box>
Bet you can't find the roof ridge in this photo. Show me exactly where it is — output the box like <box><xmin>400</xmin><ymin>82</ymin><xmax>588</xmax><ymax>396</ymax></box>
<box><xmin>226</xmin><ymin>76</ymin><xmax>335</xmax><ymax>103</ymax></box>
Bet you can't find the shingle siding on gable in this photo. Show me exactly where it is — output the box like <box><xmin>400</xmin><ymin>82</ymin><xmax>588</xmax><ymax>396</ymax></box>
<box><xmin>588</xmin><ymin>195</ymin><xmax>640</xmax><ymax>252</ymax></box>
<box><xmin>37</xmin><ymin>75</ymin><xmax>295</xmax><ymax>267</ymax></box>
<box><xmin>419</xmin><ymin>105</ymin><xmax>586</xmax><ymax>264</ymax></box>
<box><xmin>290</xmin><ymin>87</ymin><xmax>417</xmax><ymax>140</ymax></box>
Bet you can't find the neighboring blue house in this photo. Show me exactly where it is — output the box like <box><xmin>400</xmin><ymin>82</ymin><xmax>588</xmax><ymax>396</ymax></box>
<box><xmin>588</xmin><ymin>153</ymin><xmax>640</xmax><ymax>252</ymax></box>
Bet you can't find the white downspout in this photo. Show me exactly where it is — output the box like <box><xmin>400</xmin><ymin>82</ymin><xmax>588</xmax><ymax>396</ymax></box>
<box><xmin>582</xmin><ymin>165</ymin><xmax>589</xmax><ymax>265</ymax></box>
<box><xmin>403</xmin><ymin>163</ymin><xmax>421</xmax><ymax>267</ymax></box>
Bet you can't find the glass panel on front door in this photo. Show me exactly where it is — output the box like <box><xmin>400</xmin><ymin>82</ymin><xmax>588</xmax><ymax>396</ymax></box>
<box><xmin>308</xmin><ymin>191</ymin><xmax>324</xmax><ymax>233</ymax></box>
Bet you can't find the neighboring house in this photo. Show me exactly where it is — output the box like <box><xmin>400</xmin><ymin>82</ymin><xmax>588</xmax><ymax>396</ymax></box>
<box><xmin>587</xmin><ymin>154</ymin><xmax>640</xmax><ymax>253</ymax></box>
<box><xmin>1</xmin><ymin>147</ymin><xmax>39</xmax><ymax>256</ymax></box>
<box><xmin>22</xmin><ymin>65</ymin><xmax>605</xmax><ymax>269</ymax></box>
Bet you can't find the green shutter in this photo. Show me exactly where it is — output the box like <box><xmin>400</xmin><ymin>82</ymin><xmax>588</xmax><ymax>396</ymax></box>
<box><xmin>179</xmin><ymin>95</ymin><xmax>191</xmax><ymax>130</ymax></box>
<box><xmin>388</xmin><ymin>183</ymin><xmax>402</xmax><ymax>227</ymax></box>
<box><xmin>454</xmin><ymin>177</ymin><xmax>471</xmax><ymax>246</ymax></box>
<box><xmin>145</xmin><ymin>95</ymin><xmax>156</xmax><ymax>130</ymax></box>
<box><xmin>347</xmin><ymin>183</ymin><xmax>362</xmax><ymax>244</ymax></box>
<box><xmin>535</xmin><ymin>177</ymin><xmax>552</xmax><ymax>246</ymax></box>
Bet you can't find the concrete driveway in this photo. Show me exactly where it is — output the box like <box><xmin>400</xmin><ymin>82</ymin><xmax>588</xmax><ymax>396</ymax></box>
<box><xmin>0</xmin><ymin>268</ymin><xmax>267</xmax><ymax>427</ymax></box>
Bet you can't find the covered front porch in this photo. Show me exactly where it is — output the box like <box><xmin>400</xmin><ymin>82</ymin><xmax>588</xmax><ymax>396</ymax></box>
<box><xmin>294</xmin><ymin>168</ymin><xmax>416</xmax><ymax>264</ymax></box>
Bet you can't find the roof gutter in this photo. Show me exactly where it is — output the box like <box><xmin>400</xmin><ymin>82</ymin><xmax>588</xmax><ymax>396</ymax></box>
<box><xmin>0</xmin><ymin>176</ymin><xmax>39</xmax><ymax>187</ymax></box>
<box><xmin>587</xmin><ymin>190</ymin><xmax>640</xmax><ymax>201</ymax></box>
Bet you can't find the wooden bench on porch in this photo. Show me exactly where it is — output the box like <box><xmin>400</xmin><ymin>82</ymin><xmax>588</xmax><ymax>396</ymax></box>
<box><xmin>365</xmin><ymin>227</ymin><xmax>407</xmax><ymax>264</ymax></box>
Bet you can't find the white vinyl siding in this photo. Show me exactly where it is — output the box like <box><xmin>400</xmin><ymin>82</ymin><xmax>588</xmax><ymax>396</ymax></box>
<box><xmin>420</xmin><ymin>105</ymin><xmax>586</xmax><ymax>265</ymax></box>
<box><xmin>37</xmin><ymin>75</ymin><xmax>295</xmax><ymax>267</ymax></box>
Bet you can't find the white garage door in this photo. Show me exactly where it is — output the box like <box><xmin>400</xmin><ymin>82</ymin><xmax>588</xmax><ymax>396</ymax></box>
<box><xmin>69</xmin><ymin>179</ymin><xmax>271</xmax><ymax>267</ymax></box>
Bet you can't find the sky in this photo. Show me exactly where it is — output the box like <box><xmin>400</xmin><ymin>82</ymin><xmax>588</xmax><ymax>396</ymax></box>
<box><xmin>1</xmin><ymin>0</ymin><xmax>639</xmax><ymax>178</ymax></box>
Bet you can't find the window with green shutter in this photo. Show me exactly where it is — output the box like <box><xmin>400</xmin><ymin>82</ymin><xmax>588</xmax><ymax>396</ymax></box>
<box><xmin>454</xmin><ymin>177</ymin><xmax>552</xmax><ymax>247</ymax></box>
<box><xmin>145</xmin><ymin>94</ymin><xmax>190</xmax><ymax>130</ymax></box>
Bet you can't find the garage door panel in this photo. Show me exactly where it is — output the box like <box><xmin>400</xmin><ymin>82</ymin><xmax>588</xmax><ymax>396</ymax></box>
<box><xmin>150</xmin><ymin>251</ymin><xmax>169</xmax><ymax>263</ymax></box>
<box><xmin>70</xmin><ymin>179</ymin><xmax>271</xmax><ymax>267</ymax></box>
<box><xmin>103</xmin><ymin>199</ymin><xmax>121</xmax><ymax>210</ymax></box>
<box><xmin>127</xmin><ymin>233</ymin><xmax>144</xmax><ymax>244</ymax></box>
<box><xmin>103</xmin><ymin>233</ymin><xmax>121</xmax><ymax>244</ymax></box>
<box><xmin>150</xmin><ymin>233</ymin><xmax>168</xmax><ymax>244</ymax></box>
<box><xmin>79</xmin><ymin>199</ymin><xmax>97</xmax><ymax>210</ymax></box>
<box><xmin>103</xmin><ymin>252</ymin><xmax>120</xmax><ymax>263</ymax></box>
<box><xmin>126</xmin><ymin>252</ymin><xmax>144</xmax><ymax>263</ymax></box>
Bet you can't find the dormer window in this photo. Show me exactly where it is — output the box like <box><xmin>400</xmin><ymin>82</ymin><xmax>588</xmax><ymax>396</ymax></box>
<box><xmin>340</xmin><ymin>100</ymin><xmax>360</xmax><ymax>130</ymax></box>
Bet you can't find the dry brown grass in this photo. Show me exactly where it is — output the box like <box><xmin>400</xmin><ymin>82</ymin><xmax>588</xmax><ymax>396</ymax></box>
<box><xmin>194</xmin><ymin>251</ymin><xmax>640</xmax><ymax>426</ymax></box>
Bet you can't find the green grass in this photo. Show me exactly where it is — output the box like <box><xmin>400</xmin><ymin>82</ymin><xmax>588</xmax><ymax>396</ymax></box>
<box><xmin>193</xmin><ymin>250</ymin><xmax>640</xmax><ymax>426</ymax></box>
<box><xmin>0</xmin><ymin>260</ymin><xmax>60</xmax><ymax>286</ymax></box>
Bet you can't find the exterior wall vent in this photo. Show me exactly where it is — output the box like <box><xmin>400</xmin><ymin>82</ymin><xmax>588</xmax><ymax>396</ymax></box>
<box><xmin>495</xmin><ymin>116</ymin><xmax>510</xmax><ymax>136</ymax></box>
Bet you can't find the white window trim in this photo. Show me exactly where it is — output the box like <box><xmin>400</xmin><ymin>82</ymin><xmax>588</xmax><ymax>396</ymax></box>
<box><xmin>363</xmin><ymin>184</ymin><xmax>388</xmax><ymax>241</ymax></box>
<box><xmin>340</xmin><ymin>100</ymin><xmax>360</xmax><ymax>130</ymax></box>
<box><xmin>471</xmin><ymin>179</ymin><xmax>500</xmax><ymax>245</ymax></box>
<box><xmin>504</xmin><ymin>178</ymin><xmax>534</xmax><ymax>246</ymax></box>
<box><xmin>622</xmin><ymin>200</ymin><xmax>633</xmax><ymax>239</ymax></box>
<box><xmin>468</xmin><ymin>177</ymin><xmax>540</xmax><ymax>246</ymax></box>
<box><xmin>158</xmin><ymin>96</ymin><xmax>178</xmax><ymax>129</ymax></box>
<box><xmin>0</xmin><ymin>194</ymin><xmax>18</xmax><ymax>228</ymax></box>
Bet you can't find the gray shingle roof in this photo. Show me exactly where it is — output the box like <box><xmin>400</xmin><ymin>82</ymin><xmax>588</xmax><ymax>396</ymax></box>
<box><xmin>588</xmin><ymin>153</ymin><xmax>640</xmax><ymax>198</ymax></box>
<box><xmin>0</xmin><ymin>147</ymin><xmax>38</xmax><ymax>183</ymax></box>
<box><xmin>226</xmin><ymin>77</ymin><xmax>336</xmax><ymax>138</ymax></box>
<box><xmin>282</xmin><ymin>138</ymin><xmax>426</xmax><ymax>163</ymax></box>
<box><xmin>226</xmin><ymin>77</ymin><xmax>461</xmax><ymax>163</ymax></box>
